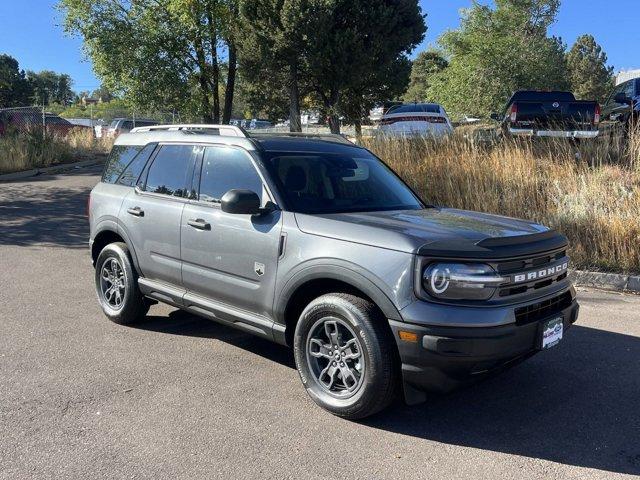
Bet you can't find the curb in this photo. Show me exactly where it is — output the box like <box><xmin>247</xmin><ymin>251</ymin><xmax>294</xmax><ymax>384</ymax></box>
<box><xmin>0</xmin><ymin>157</ymin><xmax>105</xmax><ymax>182</ymax></box>
<box><xmin>570</xmin><ymin>269</ymin><xmax>640</xmax><ymax>294</ymax></box>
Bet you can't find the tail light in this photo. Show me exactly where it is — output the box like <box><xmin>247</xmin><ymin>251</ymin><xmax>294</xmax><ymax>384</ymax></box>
<box><xmin>594</xmin><ymin>104</ymin><xmax>601</xmax><ymax>125</ymax></box>
<box><xmin>510</xmin><ymin>103</ymin><xmax>518</xmax><ymax>123</ymax></box>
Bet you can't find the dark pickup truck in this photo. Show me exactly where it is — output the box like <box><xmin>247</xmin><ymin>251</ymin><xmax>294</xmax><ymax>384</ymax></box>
<box><xmin>492</xmin><ymin>91</ymin><xmax>600</xmax><ymax>139</ymax></box>
<box><xmin>599</xmin><ymin>77</ymin><xmax>639</xmax><ymax>140</ymax></box>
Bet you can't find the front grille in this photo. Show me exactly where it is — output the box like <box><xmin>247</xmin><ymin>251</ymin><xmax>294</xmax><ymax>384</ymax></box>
<box><xmin>514</xmin><ymin>292</ymin><xmax>572</xmax><ymax>325</ymax></box>
<box><xmin>493</xmin><ymin>249</ymin><xmax>568</xmax><ymax>298</ymax></box>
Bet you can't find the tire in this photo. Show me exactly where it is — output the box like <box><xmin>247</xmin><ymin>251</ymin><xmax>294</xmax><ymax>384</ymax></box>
<box><xmin>293</xmin><ymin>293</ymin><xmax>398</xmax><ymax>420</ymax></box>
<box><xmin>94</xmin><ymin>242</ymin><xmax>149</xmax><ymax>325</ymax></box>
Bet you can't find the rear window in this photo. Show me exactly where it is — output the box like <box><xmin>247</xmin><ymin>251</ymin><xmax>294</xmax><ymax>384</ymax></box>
<box><xmin>102</xmin><ymin>145</ymin><xmax>144</xmax><ymax>183</ymax></box>
<box><xmin>116</xmin><ymin>143</ymin><xmax>156</xmax><ymax>186</ymax></box>
<box><xmin>387</xmin><ymin>104</ymin><xmax>441</xmax><ymax>114</ymax></box>
<box><xmin>511</xmin><ymin>91</ymin><xmax>576</xmax><ymax>103</ymax></box>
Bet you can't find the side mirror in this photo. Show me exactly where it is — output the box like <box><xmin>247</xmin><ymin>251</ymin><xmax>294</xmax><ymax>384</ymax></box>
<box><xmin>221</xmin><ymin>189</ymin><xmax>262</xmax><ymax>215</ymax></box>
<box><xmin>614</xmin><ymin>92</ymin><xmax>632</xmax><ymax>105</ymax></box>
<box><xmin>490</xmin><ymin>113</ymin><xmax>502</xmax><ymax>122</ymax></box>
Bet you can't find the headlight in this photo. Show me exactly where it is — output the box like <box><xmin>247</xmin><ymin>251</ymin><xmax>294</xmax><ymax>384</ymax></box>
<box><xmin>422</xmin><ymin>263</ymin><xmax>506</xmax><ymax>301</ymax></box>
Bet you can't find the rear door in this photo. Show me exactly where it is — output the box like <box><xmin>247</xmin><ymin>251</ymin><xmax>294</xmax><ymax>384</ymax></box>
<box><xmin>119</xmin><ymin>143</ymin><xmax>202</xmax><ymax>288</ymax></box>
<box><xmin>181</xmin><ymin>145</ymin><xmax>282</xmax><ymax>318</ymax></box>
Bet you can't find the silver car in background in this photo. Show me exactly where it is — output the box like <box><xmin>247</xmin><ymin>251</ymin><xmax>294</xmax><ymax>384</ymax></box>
<box><xmin>378</xmin><ymin>102</ymin><xmax>454</xmax><ymax>137</ymax></box>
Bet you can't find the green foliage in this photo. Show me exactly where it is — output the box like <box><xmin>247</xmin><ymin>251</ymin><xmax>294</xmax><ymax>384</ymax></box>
<box><xmin>0</xmin><ymin>54</ymin><xmax>33</xmax><ymax>107</ymax></box>
<box><xmin>567</xmin><ymin>34</ymin><xmax>614</xmax><ymax>102</ymax></box>
<box><xmin>429</xmin><ymin>0</ymin><xmax>569</xmax><ymax>117</ymax></box>
<box><xmin>403</xmin><ymin>50</ymin><xmax>448</xmax><ymax>102</ymax></box>
<box><xmin>26</xmin><ymin>70</ymin><xmax>75</xmax><ymax>106</ymax></box>
<box><xmin>59</xmin><ymin>99</ymin><xmax>131</xmax><ymax>121</ymax></box>
<box><xmin>59</xmin><ymin>0</ymin><xmax>239</xmax><ymax>122</ymax></box>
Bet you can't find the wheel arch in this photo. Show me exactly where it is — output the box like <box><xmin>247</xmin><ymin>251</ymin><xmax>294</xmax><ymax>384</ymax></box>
<box><xmin>275</xmin><ymin>265</ymin><xmax>402</xmax><ymax>347</ymax></box>
<box><xmin>91</xmin><ymin>225</ymin><xmax>141</xmax><ymax>275</ymax></box>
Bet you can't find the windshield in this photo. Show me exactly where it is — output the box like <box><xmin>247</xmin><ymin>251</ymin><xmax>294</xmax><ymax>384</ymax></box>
<box><xmin>387</xmin><ymin>104</ymin><xmax>440</xmax><ymax>114</ymax></box>
<box><xmin>263</xmin><ymin>150</ymin><xmax>423</xmax><ymax>214</ymax></box>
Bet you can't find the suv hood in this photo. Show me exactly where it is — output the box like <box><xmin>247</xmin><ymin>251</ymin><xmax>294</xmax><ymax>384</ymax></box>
<box><xmin>295</xmin><ymin>208</ymin><xmax>566</xmax><ymax>258</ymax></box>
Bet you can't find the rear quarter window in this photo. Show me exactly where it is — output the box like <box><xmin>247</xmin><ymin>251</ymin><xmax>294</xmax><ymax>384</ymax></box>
<box><xmin>102</xmin><ymin>145</ymin><xmax>144</xmax><ymax>184</ymax></box>
<box><xmin>116</xmin><ymin>143</ymin><xmax>157</xmax><ymax>186</ymax></box>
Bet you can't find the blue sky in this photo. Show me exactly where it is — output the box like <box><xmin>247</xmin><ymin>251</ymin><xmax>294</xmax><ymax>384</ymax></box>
<box><xmin>0</xmin><ymin>0</ymin><xmax>638</xmax><ymax>92</ymax></box>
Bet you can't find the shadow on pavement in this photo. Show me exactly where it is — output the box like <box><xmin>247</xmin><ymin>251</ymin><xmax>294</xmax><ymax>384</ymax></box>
<box><xmin>132</xmin><ymin>310</ymin><xmax>640</xmax><ymax>476</ymax></box>
<box><xmin>135</xmin><ymin>309</ymin><xmax>296</xmax><ymax>369</ymax></box>
<box><xmin>0</xmin><ymin>171</ymin><xmax>97</xmax><ymax>248</ymax></box>
<box><xmin>364</xmin><ymin>325</ymin><xmax>640</xmax><ymax>476</ymax></box>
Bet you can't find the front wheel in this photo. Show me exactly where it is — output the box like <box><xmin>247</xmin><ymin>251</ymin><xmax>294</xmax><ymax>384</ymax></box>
<box><xmin>293</xmin><ymin>293</ymin><xmax>398</xmax><ymax>419</ymax></box>
<box><xmin>95</xmin><ymin>242</ymin><xmax>148</xmax><ymax>325</ymax></box>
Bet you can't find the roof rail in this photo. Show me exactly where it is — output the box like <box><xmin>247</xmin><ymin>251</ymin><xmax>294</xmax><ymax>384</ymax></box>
<box><xmin>129</xmin><ymin>124</ymin><xmax>248</xmax><ymax>137</ymax></box>
<box><xmin>249</xmin><ymin>131</ymin><xmax>354</xmax><ymax>145</ymax></box>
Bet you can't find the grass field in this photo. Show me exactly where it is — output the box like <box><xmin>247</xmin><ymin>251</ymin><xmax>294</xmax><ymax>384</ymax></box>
<box><xmin>363</xmin><ymin>129</ymin><xmax>640</xmax><ymax>274</ymax></box>
<box><xmin>0</xmin><ymin>128</ymin><xmax>112</xmax><ymax>175</ymax></box>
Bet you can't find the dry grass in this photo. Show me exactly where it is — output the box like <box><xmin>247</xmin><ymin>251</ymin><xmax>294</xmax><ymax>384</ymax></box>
<box><xmin>0</xmin><ymin>128</ymin><xmax>113</xmax><ymax>175</ymax></box>
<box><xmin>363</xmin><ymin>130</ymin><xmax>640</xmax><ymax>274</ymax></box>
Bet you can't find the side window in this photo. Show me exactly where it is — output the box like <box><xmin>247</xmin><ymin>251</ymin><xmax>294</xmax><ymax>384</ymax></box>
<box><xmin>623</xmin><ymin>81</ymin><xmax>635</xmax><ymax>99</ymax></box>
<box><xmin>144</xmin><ymin>145</ymin><xmax>202</xmax><ymax>198</ymax></box>
<box><xmin>116</xmin><ymin>143</ymin><xmax>156</xmax><ymax>186</ymax></box>
<box><xmin>199</xmin><ymin>146</ymin><xmax>264</xmax><ymax>204</ymax></box>
<box><xmin>102</xmin><ymin>145</ymin><xmax>143</xmax><ymax>184</ymax></box>
<box><xmin>121</xmin><ymin>121</ymin><xmax>134</xmax><ymax>130</ymax></box>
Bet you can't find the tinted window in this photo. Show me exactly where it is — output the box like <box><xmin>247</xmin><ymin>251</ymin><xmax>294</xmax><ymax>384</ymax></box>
<box><xmin>264</xmin><ymin>150</ymin><xmax>422</xmax><ymax>214</ymax></box>
<box><xmin>387</xmin><ymin>104</ymin><xmax>441</xmax><ymax>114</ymax></box>
<box><xmin>121</xmin><ymin>121</ymin><xmax>134</xmax><ymax>130</ymax></box>
<box><xmin>199</xmin><ymin>146</ymin><xmax>264</xmax><ymax>203</ymax></box>
<box><xmin>102</xmin><ymin>145</ymin><xmax>143</xmax><ymax>183</ymax></box>
<box><xmin>116</xmin><ymin>143</ymin><xmax>156</xmax><ymax>186</ymax></box>
<box><xmin>144</xmin><ymin>145</ymin><xmax>202</xmax><ymax>197</ymax></box>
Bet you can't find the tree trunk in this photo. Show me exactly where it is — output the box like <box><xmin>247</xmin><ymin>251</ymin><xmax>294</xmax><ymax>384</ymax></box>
<box><xmin>354</xmin><ymin>118</ymin><xmax>362</xmax><ymax>141</ymax></box>
<box><xmin>324</xmin><ymin>90</ymin><xmax>341</xmax><ymax>134</ymax></box>
<box><xmin>328</xmin><ymin>114</ymin><xmax>341</xmax><ymax>134</ymax></box>
<box><xmin>288</xmin><ymin>63</ymin><xmax>302</xmax><ymax>132</ymax></box>
<box><xmin>211</xmin><ymin>48</ymin><xmax>220</xmax><ymax>124</ymax></box>
<box><xmin>222</xmin><ymin>41</ymin><xmax>237</xmax><ymax>124</ymax></box>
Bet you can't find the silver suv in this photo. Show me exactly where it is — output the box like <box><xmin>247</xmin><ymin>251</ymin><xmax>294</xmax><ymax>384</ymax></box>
<box><xmin>89</xmin><ymin>124</ymin><xmax>579</xmax><ymax>419</ymax></box>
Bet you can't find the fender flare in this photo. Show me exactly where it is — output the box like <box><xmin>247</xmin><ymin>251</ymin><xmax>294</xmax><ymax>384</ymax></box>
<box><xmin>275</xmin><ymin>260</ymin><xmax>403</xmax><ymax>325</ymax></box>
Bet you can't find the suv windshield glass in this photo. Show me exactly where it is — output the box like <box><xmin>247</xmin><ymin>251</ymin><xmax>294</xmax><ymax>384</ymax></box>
<box><xmin>263</xmin><ymin>150</ymin><xmax>423</xmax><ymax>214</ymax></box>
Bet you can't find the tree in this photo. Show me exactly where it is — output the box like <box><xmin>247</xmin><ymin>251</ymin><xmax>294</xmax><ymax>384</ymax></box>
<box><xmin>305</xmin><ymin>0</ymin><xmax>426</xmax><ymax>133</ymax></box>
<box><xmin>27</xmin><ymin>70</ymin><xmax>75</xmax><ymax>106</ymax></box>
<box><xmin>403</xmin><ymin>50</ymin><xmax>448</xmax><ymax>102</ymax></box>
<box><xmin>0</xmin><ymin>54</ymin><xmax>33</xmax><ymax>107</ymax></box>
<box><xmin>239</xmin><ymin>0</ymin><xmax>315</xmax><ymax>132</ymax></box>
<box><xmin>567</xmin><ymin>34</ymin><xmax>614</xmax><ymax>102</ymax></box>
<box><xmin>92</xmin><ymin>85</ymin><xmax>116</xmax><ymax>103</ymax></box>
<box><xmin>429</xmin><ymin>0</ymin><xmax>569</xmax><ymax>118</ymax></box>
<box><xmin>59</xmin><ymin>0</ymin><xmax>239</xmax><ymax>123</ymax></box>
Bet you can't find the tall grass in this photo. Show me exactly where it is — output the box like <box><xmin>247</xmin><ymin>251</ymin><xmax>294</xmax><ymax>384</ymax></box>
<box><xmin>363</xmin><ymin>132</ymin><xmax>640</xmax><ymax>274</ymax></box>
<box><xmin>0</xmin><ymin>128</ymin><xmax>113</xmax><ymax>175</ymax></box>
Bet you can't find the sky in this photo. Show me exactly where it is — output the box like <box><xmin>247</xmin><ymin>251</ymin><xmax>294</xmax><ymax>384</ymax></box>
<box><xmin>0</xmin><ymin>0</ymin><xmax>638</xmax><ymax>92</ymax></box>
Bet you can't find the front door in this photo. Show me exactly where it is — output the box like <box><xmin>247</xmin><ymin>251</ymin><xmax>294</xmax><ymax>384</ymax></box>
<box><xmin>181</xmin><ymin>145</ymin><xmax>282</xmax><ymax>319</ymax></box>
<box><xmin>119</xmin><ymin>143</ymin><xmax>202</xmax><ymax>286</ymax></box>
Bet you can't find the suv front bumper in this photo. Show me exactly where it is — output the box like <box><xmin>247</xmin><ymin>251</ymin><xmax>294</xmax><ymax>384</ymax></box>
<box><xmin>390</xmin><ymin>290</ymin><xmax>579</xmax><ymax>404</ymax></box>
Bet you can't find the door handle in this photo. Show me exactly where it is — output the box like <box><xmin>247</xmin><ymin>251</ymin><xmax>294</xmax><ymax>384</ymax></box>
<box><xmin>127</xmin><ymin>207</ymin><xmax>144</xmax><ymax>217</ymax></box>
<box><xmin>187</xmin><ymin>218</ymin><xmax>211</xmax><ymax>230</ymax></box>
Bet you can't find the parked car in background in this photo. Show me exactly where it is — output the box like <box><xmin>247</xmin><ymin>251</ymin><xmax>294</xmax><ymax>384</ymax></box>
<box><xmin>369</xmin><ymin>101</ymin><xmax>402</xmax><ymax>123</ymax></box>
<box><xmin>0</xmin><ymin>108</ymin><xmax>92</xmax><ymax>137</ymax></box>
<box><xmin>493</xmin><ymin>91</ymin><xmax>600</xmax><ymax>139</ymax></box>
<box><xmin>106</xmin><ymin>118</ymin><xmax>158</xmax><ymax>138</ymax></box>
<box><xmin>599</xmin><ymin>78</ymin><xmax>639</xmax><ymax>140</ymax></box>
<box><xmin>378</xmin><ymin>103</ymin><xmax>453</xmax><ymax>137</ymax></box>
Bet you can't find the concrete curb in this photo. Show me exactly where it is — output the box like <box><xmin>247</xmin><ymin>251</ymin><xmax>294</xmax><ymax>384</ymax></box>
<box><xmin>570</xmin><ymin>269</ymin><xmax>640</xmax><ymax>294</ymax></box>
<box><xmin>0</xmin><ymin>157</ymin><xmax>105</xmax><ymax>182</ymax></box>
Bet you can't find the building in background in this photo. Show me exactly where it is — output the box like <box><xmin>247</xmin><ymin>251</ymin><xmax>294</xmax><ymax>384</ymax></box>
<box><xmin>616</xmin><ymin>69</ymin><xmax>640</xmax><ymax>85</ymax></box>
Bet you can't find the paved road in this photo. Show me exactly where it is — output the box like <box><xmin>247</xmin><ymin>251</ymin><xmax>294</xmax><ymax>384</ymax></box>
<box><xmin>1</xmin><ymin>167</ymin><xmax>639</xmax><ymax>480</ymax></box>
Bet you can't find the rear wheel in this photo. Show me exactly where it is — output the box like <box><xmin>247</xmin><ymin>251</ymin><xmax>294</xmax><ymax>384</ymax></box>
<box><xmin>293</xmin><ymin>293</ymin><xmax>398</xmax><ymax>419</ymax></box>
<box><xmin>95</xmin><ymin>242</ymin><xmax>148</xmax><ymax>325</ymax></box>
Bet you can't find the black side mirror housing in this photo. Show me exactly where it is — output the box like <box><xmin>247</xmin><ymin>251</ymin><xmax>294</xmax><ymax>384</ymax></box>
<box><xmin>614</xmin><ymin>92</ymin><xmax>632</xmax><ymax>105</ymax></box>
<box><xmin>221</xmin><ymin>189</ymin><xmax>262</xmax><ymax>215</ymax></box>
<box><xmin>490</xmin><ymin>113</ymin><xmax>502</xmax><ymax>122</ymax></box>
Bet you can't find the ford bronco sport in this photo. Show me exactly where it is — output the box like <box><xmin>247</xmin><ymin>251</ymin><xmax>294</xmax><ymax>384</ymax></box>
<box><xmin>89</xmin><ymin>124</ymin><xmax>579</xmax><ymax>419</ymax></box>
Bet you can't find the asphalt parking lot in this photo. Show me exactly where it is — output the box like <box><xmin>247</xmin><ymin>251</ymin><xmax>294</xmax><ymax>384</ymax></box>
<box><xmin>0</xmin><ymin>166</ymin><xmax>639</xmax><ymax>479</ymax></box>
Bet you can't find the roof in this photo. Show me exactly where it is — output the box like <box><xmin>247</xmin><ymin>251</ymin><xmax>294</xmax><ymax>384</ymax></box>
<box><xmin>114</xmin><ymin>124</ymin><xmax>360</xmax><ymax>153</ymax></box>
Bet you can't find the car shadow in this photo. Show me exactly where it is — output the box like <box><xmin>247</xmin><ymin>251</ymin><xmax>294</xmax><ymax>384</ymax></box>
<box><xmin>130</xmin><ymin>311</ymin><xmax>640</xmax><ymax>476</ymax></box>
<box><xmin>364</xmin><ymin>324</ymin><xmax>640</xmax><ymax>476</ymax></box>
<box><xmin>133</xmin><ymin>309</ymin><xmax>296</xmax><ymax>369</ymax></box>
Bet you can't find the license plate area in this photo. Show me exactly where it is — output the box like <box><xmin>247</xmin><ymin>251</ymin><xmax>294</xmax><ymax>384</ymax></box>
<box><xmin>539</xmin><ymin>317</ymin><xmax>563</xmax><ymax>349</ymax></box>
